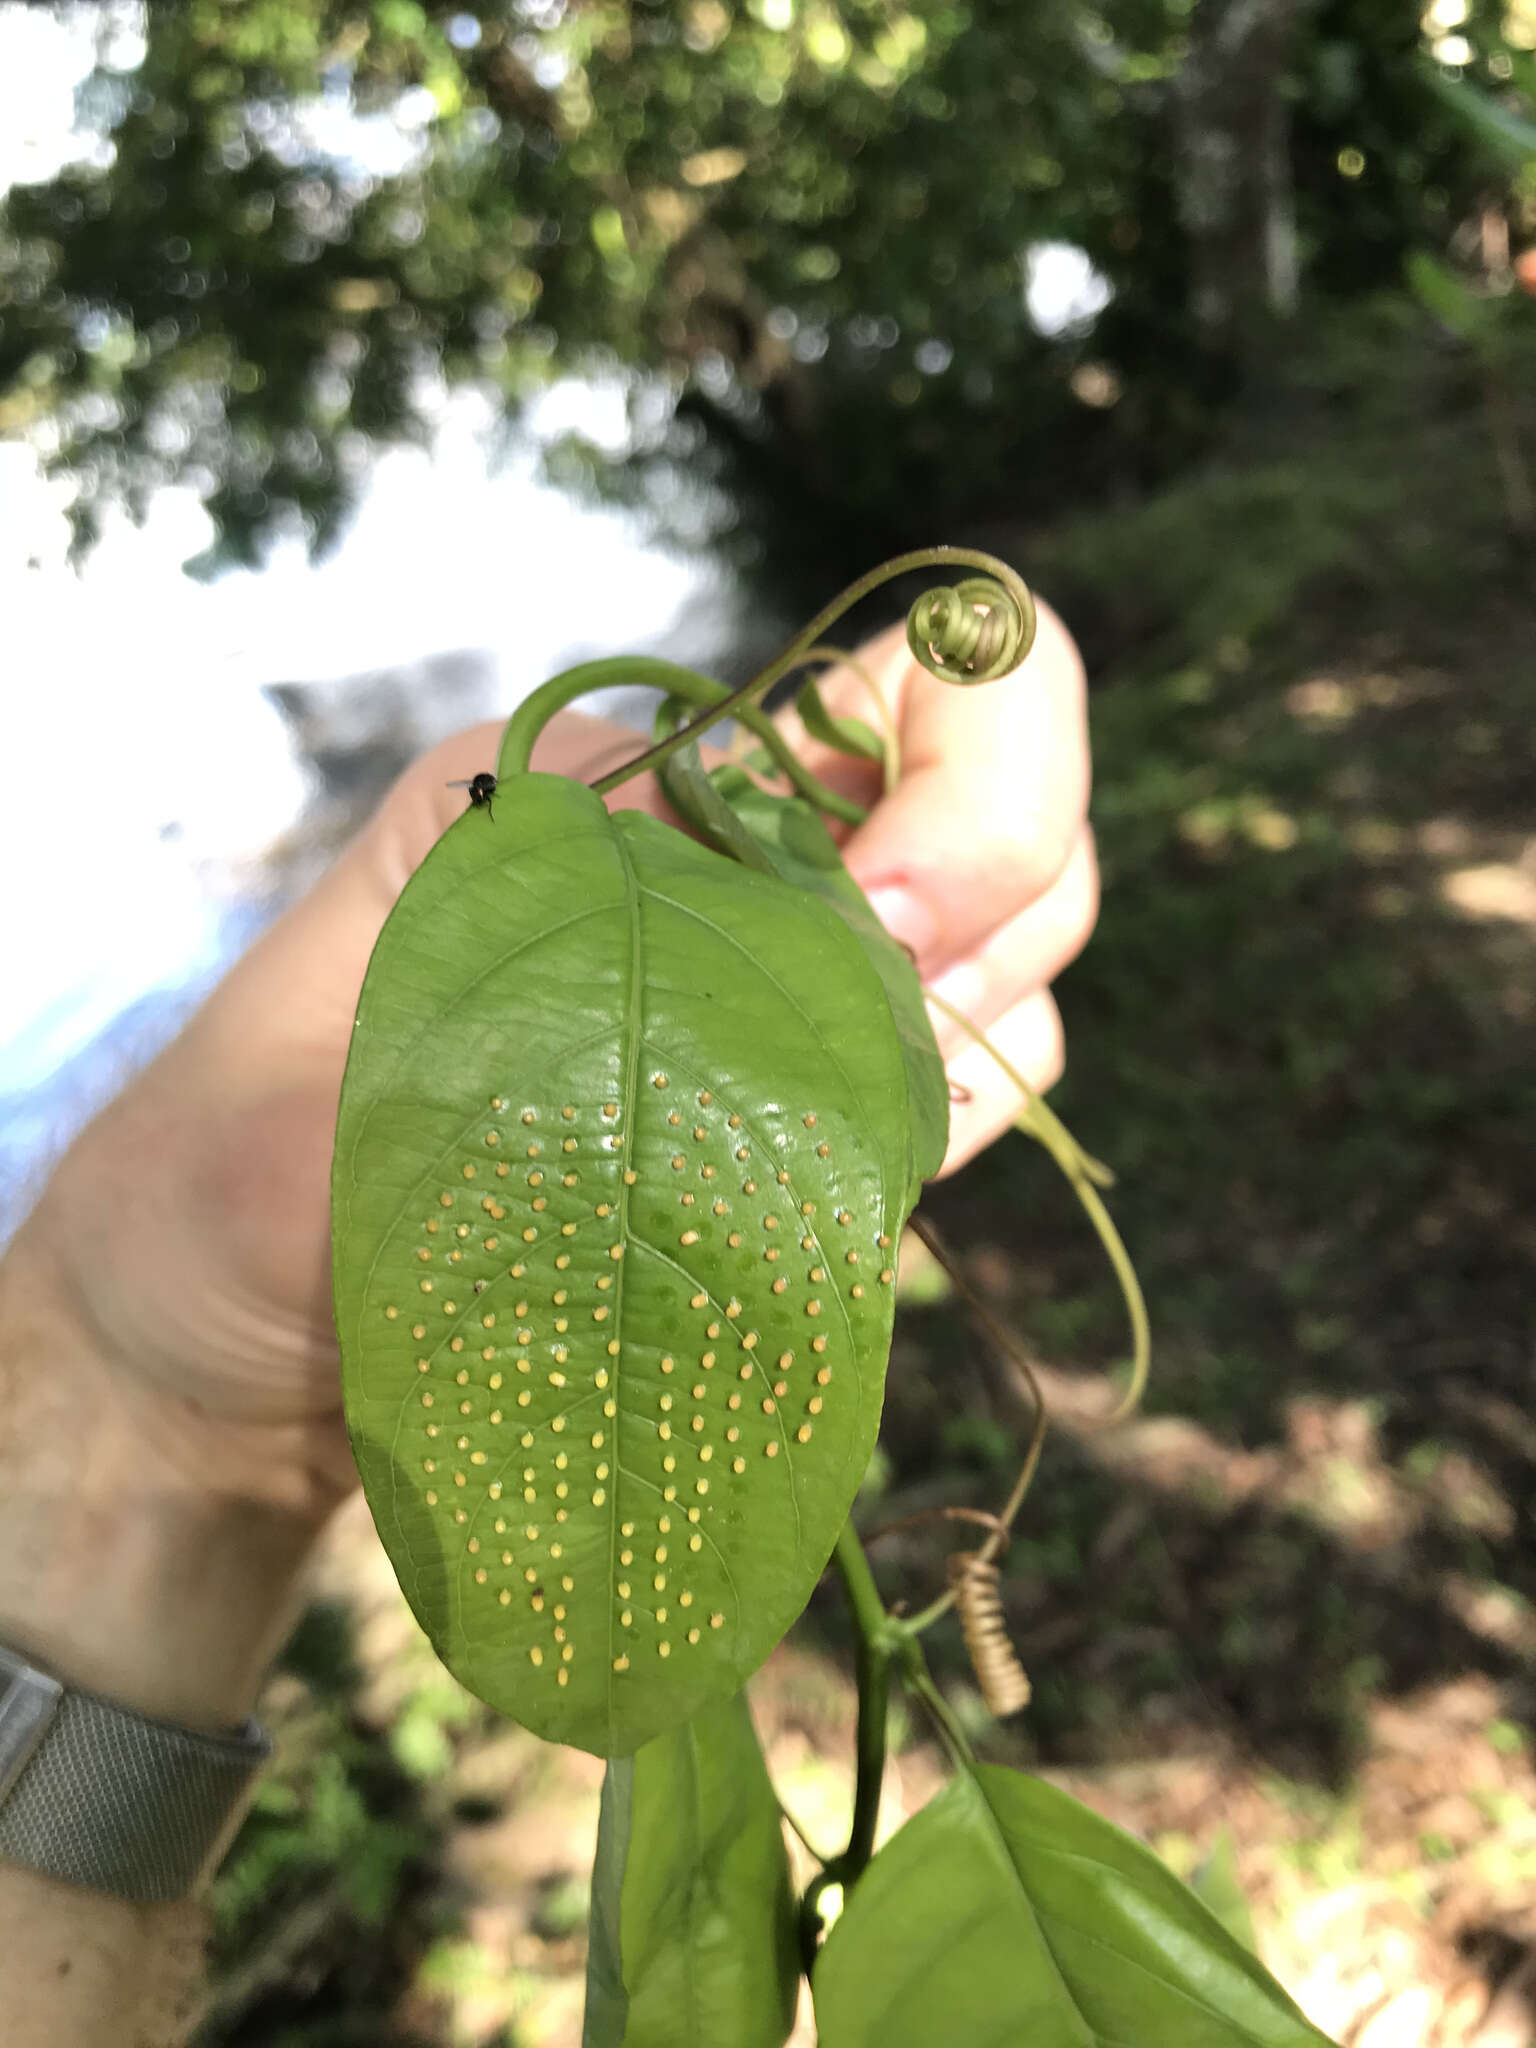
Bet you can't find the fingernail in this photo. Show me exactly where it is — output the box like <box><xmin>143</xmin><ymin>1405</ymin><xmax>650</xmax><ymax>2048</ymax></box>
<box><xmin>864</xmin><ymin>886</ymin><xmax>939</xmax><ymax>969</ymax></box>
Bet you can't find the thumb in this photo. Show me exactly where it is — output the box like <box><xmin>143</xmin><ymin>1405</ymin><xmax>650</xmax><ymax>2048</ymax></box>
<box><xmin>832</xmin><ymin>597</ymin><xmax>1090</xmax><ymax>977</ymax></box>
<box><xmin>845</xmin><ymin>751</ymin><xmax>1083</xmax><ymax>979</ymax></box>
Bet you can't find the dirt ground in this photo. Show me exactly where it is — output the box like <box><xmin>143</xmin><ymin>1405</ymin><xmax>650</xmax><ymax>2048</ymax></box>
<box><xmin>201</xmin><ymin>608</ymin><xmax>1536</xmax><ymax>2048</ymax></box>
<box><xmin>207</xmin><ymin>1368</ymin><xmax>1536</xmax><ymax>2048</ymax></box>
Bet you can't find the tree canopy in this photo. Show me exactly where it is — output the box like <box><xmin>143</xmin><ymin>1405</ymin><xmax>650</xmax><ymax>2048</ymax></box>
<box><xmin>1</xmin><ymin>0</ymin><xmax>1531</xmax><ymax>575</ymax></box>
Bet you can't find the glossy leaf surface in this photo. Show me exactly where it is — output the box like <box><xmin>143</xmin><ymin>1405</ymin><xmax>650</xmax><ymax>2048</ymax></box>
<box><xmin>333</xmin><ymin>772</ymin><xmax>917</xmax><ymax>1755</ymax></box>
<box><xmin>651</xmin><ymin>734</ymin><xmax>945</xmax><ymax>1197</ymax></box>
<box><xmin>1422</xmin><ymin>67</ymin><xmax>1536</xmax><ymax>172</ymax></box>
<box><xmin>583</xmin><ymin>1692</ymin><xmax>798</xmax><ymax>2048</ymax></box>
<box><xmin>707</xmin><ymin>768</ymin><xmax>948</xmax><ymax>1195</ymax></box>
<box><xmin>814</xmin><ymin>1764</ymin><xmax>1336</xmax><ymax>2048</ymax></box>
<box><xmin>1191</xmin><ymin>1830</ymin><xmax>1258</xmax><ymax>1956</ymax></box>
<box><xmin>794</xmin><ymin>677</ymin><xmax>886</xmax><ymax>765</ymax></box>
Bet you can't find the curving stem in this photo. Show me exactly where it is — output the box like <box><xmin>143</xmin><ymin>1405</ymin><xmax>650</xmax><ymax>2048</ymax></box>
<box><xmin>829</xmin><ymin>1521</ymin><xmax>899</xmax><ymax>1886</ymax></box>
<box><xmin>799</xmin><ymin>1515</ymin><xmax>979</xmax><ymax>1974</ymax></box>
<box><xmin>926</xmin><ymin>989</ymin><xmax>1150</xmax><ymax>1424</ymax></box>
<box><xmin>896</xmin><ymin>1210</ymin><xmax>1049</xmax><ymax>1638</ymax></box>
<box><xmin>494</xmin><ymin>654</ymin><xmax>868</xmax><ymax>824</ymax></box>
<box><xmin>585</xmin><ymin>545</ymin><xmax>1037</xmax><ymax>803</ymax></box>
<box><xmin>800</xmin><ymin>1520</ymin><xmax>898</xmax><ymax>1972</ymax></box>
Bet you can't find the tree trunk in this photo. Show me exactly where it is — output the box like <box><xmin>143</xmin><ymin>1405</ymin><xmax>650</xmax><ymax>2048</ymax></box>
<box><xmin>1176</xmin><ymin>0</ymin><xmax>1307</xmax><ymax>355</ymax></box>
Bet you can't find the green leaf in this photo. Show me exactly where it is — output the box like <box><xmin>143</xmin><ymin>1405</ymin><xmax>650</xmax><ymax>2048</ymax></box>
<box><xmin>1422</xmin><ymin>65</ymin><xmax>1536</xmax><ymax>172</ymax></box>
<box><xmin>1404</xmin><ymin>250</ymin><xmax>1491</xmax><ymax>340</ymax></box>
<box><xmin>655</xmin><ymin>738</ymin><xmax>783</xmax><ymax>880</ymax></box>
<box><xmin>584</xmin><ymin>1757</ymin><xmax>633</xmax><ymax>2047</ymax></box>
<box><xmin>1190</xmin><ymin>1831</ymin><xmax>1258</xmax><ymax>1956</ymax></box>
<box><xmin>333</xmin><ymin>771</ymin><xmax>916</xmax><ymax>1756</ymax></box>
<box><xmin>707</xmin><ymin>767</ymin><xmax>949</xmax><ymax>1195</ymax></box>
<box><xmin>814</xmin><ymin>1765</ymin><xmax>1336</xmax><ymax>2047</ymax></box>
<box><xmin>795</xmin><ymin>676</ymin><xmax>886</xmax><ymax>765</ymax></box>
<box><xmin>583</xmin><ymin>1692</ymin><xmax>799</xmax><ymax>2048</ymax></box>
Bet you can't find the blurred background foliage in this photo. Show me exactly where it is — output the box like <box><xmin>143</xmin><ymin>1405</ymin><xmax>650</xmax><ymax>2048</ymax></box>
<box><xmin>5</xmin><ymin>2</ymin><xmax>1536</xmax><ymax>2043</ymax></box>
<box><xmin>2</xmin><ymin>0</ymin><xmax>1533</xmax><ymax>579</ymax></box>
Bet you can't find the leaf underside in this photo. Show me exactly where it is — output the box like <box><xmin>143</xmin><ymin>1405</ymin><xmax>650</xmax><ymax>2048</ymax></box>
<box><xmin>704</xmin><ymin>768</ymin><xmax>948</xmax><ymax>1196</ymax></box>
<box><xmin>813</xmin><ymin>1765</ymin><xmax>1337</xmax><ymax>2048</ymax></box>
<box><xmin>333</xmin><ymin>772</ymin><xmax>918</xmax><ymax>1755</ymax></box>
<box><xmin>583</xmin><ymin>1691</ymin><xmax>799</xmax><ymax>2048</ymax></box>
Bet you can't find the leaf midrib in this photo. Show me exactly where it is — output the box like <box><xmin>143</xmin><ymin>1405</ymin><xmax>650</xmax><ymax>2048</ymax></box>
<box><xmin>607</xmin><ymin>826</ymin><xmax>646</xmax><ymax>1741</ymax></box>
<box><xmin>624</xmin><ymin>1211</ymin><xmax>803</xmax><ymax>1561</ymax></box>
<box><xmin>969</xmin><ymin>1770</ymin><xmax>1312</xmax><ymax>2047</ymax></box>
<box><xmin>637</xmin><ymin>881</ymin><xmax>878</xmax><ymax>1168</ymax></box>
<box><xmin>344</xmin><ymin>887</ymin><xmax>612</xmax><ymax>1262</ymax></box>
<box><xmin>635</xmin><ymin>874</ymin><xmax>899</xmax><ymax>1457</ymax></box>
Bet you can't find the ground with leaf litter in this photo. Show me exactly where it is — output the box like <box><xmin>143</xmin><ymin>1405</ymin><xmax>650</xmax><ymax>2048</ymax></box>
<box><xmin>201</xmin><ymin>1433</ymin><xmax>1536</xmax><ymax>2048</ymax></box>
<box><xmin>202</xmin><ymin>434</ymin><xmax>1534</xmax><ymax>2047</ymax></box>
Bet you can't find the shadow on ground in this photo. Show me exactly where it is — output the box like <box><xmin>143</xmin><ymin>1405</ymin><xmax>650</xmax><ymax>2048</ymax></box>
<box><xmin>203</xmin><ymin>336</ymin><xmax>1536</xmax><ymax>2046</ymax></box>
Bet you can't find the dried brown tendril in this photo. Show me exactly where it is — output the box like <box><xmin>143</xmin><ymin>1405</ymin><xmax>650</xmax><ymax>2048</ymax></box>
<box><xmin>948</xmin><ymin>1551</ymin><xmax>1032</xmax><ymax>1716</ymax></box>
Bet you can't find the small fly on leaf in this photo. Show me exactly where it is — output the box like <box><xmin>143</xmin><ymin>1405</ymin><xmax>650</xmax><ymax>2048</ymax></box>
<box><xmin>448</xmin><ymin>771</ymin><xmax>498</xmax><ymax>820</ymax></box>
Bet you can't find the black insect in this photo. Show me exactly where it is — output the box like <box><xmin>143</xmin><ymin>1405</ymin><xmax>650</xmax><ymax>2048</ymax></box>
<box><xmin>448</xmin><ymin>771</ymin><xmax>498</xmax><ymax>820</ymax></box>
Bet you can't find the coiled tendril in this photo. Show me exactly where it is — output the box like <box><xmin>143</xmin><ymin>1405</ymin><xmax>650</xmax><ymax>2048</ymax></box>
<box><xmin>906</xmin><ymin>573</ymin><xmax>1037</xmax><ymax>686</ymax></box>
<box><xmin>948</xmin><ymin>1552</ymin><xmax>1032</xmax><ymax>1716</ymax></box>
<box><xmin>496</xmin><ymin>546</ymin><xmax>1042</xmax><ymax>811</ymax></box>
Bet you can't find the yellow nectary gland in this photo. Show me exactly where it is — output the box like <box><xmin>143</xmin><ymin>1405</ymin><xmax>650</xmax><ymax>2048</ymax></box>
<box><xmin>383</xmin><ymin>1083</ymin><xmax>881</xmax><ymax>1696</ymax></box>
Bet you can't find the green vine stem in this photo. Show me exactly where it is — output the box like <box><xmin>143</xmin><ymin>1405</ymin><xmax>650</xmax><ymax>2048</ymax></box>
<box><xmin>491</xmin><ymin>557</ymin><xmax>1050</xmax><ymax>1965</ymax></box>
<box><xmin>892</xmin><ymin>1628</ymin><xmax>976</xmax><ymax>1772</ymax></box>
<box><xmin>494</xmin><ymin>654</ymin><xmax>868</xmax><ymax>825</ymax></box>
<box><xmin>801</xmin><ymin>1516</ymin><xmax>979</xmax><ymax>1968</ymax></box>
<box><xmin>798</xmin><ymin>991</ymin><xmax>1149</xmax><ymax>1952</ymax></box>
<box><xmin>799</xmin><ymin>1522</ymin><xmax>902</xmax><ymax>1966</ymax></box>
<box><xmin>580</xmin><ymin>546</ymin><xmax>1036</xmax><ymax>803</ymax></box>
<box><xmin>897</xmin><ymin>1211</ymin><xmax>1049</xmax><ymax>1638</ymax></box>
<box><xmin>927</xmin><ymin>989</ymin><xmax>1150</xmax><ymax>1423</ymax></box>
<box><xmin>793</xmin><ymin>642</ymin><xmax>902</xmax><ymax>796</ymax></box>
<box><xmin>830</xmin><ymin>1522</ymin><xmax>899</xmax><ymax>1883</ymax></box>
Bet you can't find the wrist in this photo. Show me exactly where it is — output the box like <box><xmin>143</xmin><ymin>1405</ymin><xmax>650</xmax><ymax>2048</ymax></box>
<box><xmin>0</xmin><ymin>1239</ymin><xmax>319</xmax><ymax>1732</ymax></box>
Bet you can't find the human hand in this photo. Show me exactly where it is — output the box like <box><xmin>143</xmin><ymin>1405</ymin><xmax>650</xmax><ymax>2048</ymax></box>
<box><xmin>786</xmin><ymin>600</ymin><xmax>1096</xmax><ymax>1172</ymax></box>
<box><xmin>0</xmin><ymin>612</ymin><xmax>1093</xmax><ymax>1722</ymax></box>
<box><xmin>4</xmin><ymin>714</ymin><xmax>685</xmax><ymax>1505</ymax></box>
<box><xmin>0</xmin><ymin>712</ymin><xmax>681</xmax><ymax>1721</ymax></box>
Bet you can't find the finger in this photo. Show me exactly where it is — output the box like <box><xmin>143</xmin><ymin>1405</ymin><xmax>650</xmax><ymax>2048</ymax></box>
<box><xmin>807</xmin><ymin>602</ymin><xmax>1091</xmax><ymax>977</ymax></box>
<box><xmin>116</xmin><ymin>710</ymin><xmax>679</xmax><ymax>1383</ymax></box>
<box><xmin>937</xmin><ymin>989</ymin><xmax>1065</xmax><ymax>1178</ymax></box>
<box><xmin>924</xmin><ymin>826</ymin><xmax>1099</xmax><ymax>1056</ymax></box>
<box><xmin>189</xmin><ymin>709</ymin><xmax>712</xmax><ymax>1074</ymax></box>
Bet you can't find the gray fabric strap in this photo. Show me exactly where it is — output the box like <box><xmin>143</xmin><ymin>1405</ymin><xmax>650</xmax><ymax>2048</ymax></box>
<box><xmin>0</xmin><ymin>1652</ymin><xmax>270</xmax><ymax>1904</ymax></box>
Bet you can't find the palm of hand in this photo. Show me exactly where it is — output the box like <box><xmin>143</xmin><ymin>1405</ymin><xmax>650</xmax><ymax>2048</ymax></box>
<box><xmin>30</xmin><ymin>717</ymin><xmax>671</xmax><ymax>1499</ymax></box>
